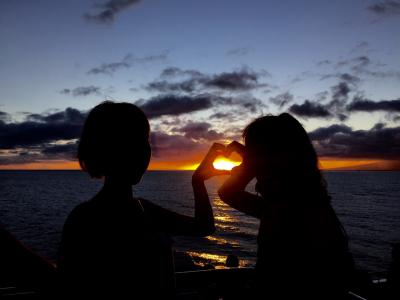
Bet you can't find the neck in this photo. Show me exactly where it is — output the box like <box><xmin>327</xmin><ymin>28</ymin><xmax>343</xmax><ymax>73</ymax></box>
<box><xmin>102</xmin><ymin>176</ymin><xmax>133</xmax><ymax>199</ymax></box>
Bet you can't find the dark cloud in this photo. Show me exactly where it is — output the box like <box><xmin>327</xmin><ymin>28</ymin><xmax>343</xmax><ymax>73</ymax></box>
<box><xmin>315</xmin><ymin>91</ymin><xmax>329</xmax><ymax>102</ymax></box>
<box><xmin>0</xmin><ymin>108</ymin><xmax>85</xmax><ymax>150</ymax></box>
<box><xmin>150</xmin><ymin>131</ymin><xmax>203</xmax><ymax>158</ymax></box>
<box><xmin>87</xmin><ymin>57</ymin><xmax>131</xmax><ymax>75</ymax></box>
<box><xmin>146</xmin><ymin>67</ymin><xmax>268</xmax><ymax>93</ymax></box>
<box><xmin>269</xmin><ymin>92</ymin><xmax>294</xmax><ymax>108</ymax></box>
<box><xmin>213</xmin><ymin>95</ymin><xmax>266</xmax><ymax>114</ymax></box>
<box><xmin>310</xmin><ymin>123</ymin><xmax>400</xmax><ymax>159</ymax></box>
<box><xmin>336</xmin><ymin>56</ymin><xmax>371</xmax><ymax>71</ymax></box>
<box><xmin>206</xmin><ymin>69</ymin><xmax>264</xmax><ymax>91</ymax></box>
<box><xmin>160</xmin><ymin>67</ymin><xmax>203</xmax><ymax>78</ymax></box>
<box><xmin>288</xmin><ymin>100</ymin><xmax>331</xmax><ymax>118</ymax></box>
<box><xmin>176</xmin><ymin>122</ymin><xmax>224</xmax><ymax>141</ymax></box>
<box><xmin>137</xmin><ymin>94</ymin><xmax>213</xmax><ymax>118</ymax></box>
<box><xmin>339</xmin><ymin>73</ymin><xmax>361</xmax><ymax>84</ymax></box>
<box><xmin>352</xmin><ymin>56</ymin><xmax>371</xmax><ymax>71</ymax></box>
<box><xmin>88</xmin><ymin>52</ymin><xmax>167</xmax><ymax>75</ymax></box>
<box><xmin>209</xmin><ymin>112</ymin><xmax>234</xmax><ymax>120</ymax></box>
<box><xmin>84</xmin><ymin>0</ymin><xmax>141</xmax><ymax>24</ymax></box>
<box><xmin>320</xmin><ymin>72</ymin><xmax>360</xmax><ymax>84</ymax></box>
<box><xmin>41</xmin><ymin>142</ymin><xmax>78</xmax><ymax>159</ymax></box>
<box><xmin>309</xmin><ymin>124</ymin><xmax>353</xmax><ymax>141</ymax></box>
<box><xmin>367</xmin><ymin>1</ymin><xmax>400</xmax><ymax>16</ymax></box>
<box><xmin>362</xmin><ymin>69</ymin><xmax>400</xmax><ymax>79</ymax></box>
<box><xmin>60</xmin><ymin>86</ymin><xmax>101</xmax><ymax>97</ymax></box>
<box><xmin>146</xmin><ymin>80</ymin><xmax>198</xmax><ymax>93</ymax></box>
<box><xmin>331</xmin><ymin>81</ymin><xmax>351</xmax><ymax>104</ymax></box>
<box><xmin>0</xmin><ymin>111</ymin><xmax>11</xmax><ymax>122</ymax></box>
<box><xmin>347</xmin><ymin>98</ymin><xmax>400</xmax><ymax>113</ymax></box>
<box><xmin>138</xmin><ymin>93</ymin><xmax>264</xmax><ymax>119</ymax></box>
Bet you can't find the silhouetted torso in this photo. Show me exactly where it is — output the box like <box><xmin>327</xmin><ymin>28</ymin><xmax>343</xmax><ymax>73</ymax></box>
<box><xmin>255</xmin><ymin>190</ymin><xmax>352</xmax><ymax>299</ymax></box>
<box><xmin>58</xmin><ymin>193</ymin><xmax>175</xmax><ymax>298</ymax></box>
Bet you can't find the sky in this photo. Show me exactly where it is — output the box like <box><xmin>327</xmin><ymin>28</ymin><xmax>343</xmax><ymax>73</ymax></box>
<box><xmin>0</xmin><ymin>0</ymin><xmax>399</xmax><ymax>170</ymax></box>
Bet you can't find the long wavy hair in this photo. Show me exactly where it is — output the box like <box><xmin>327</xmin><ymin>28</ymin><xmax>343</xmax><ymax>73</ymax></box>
<box><xmin>243</xmin><ymin>113</ymin><xmax>329</xmax><ymax>201</ymax></box>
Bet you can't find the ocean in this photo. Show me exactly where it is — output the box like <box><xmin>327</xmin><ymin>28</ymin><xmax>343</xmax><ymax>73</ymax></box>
<box><xmin>0</xmin><ymin>170</ymin><xmax>399</xmax><ymax>273</ymax></box>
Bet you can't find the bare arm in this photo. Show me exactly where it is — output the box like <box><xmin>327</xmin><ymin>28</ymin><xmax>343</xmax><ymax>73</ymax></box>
<box><xmin>142</xmin><ymin>143</ymin><xmax>229</xmax><ymax>237</ymax></box>
<box><xmin>218</xmin><ymin>141</ymin><xmax>264</xmax><ymax>219</ymax></box>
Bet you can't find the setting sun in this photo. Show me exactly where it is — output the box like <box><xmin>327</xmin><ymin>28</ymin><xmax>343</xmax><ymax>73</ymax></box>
<box><xmin>213</xmin><ymin>158</ymin><xmax>241</xmax><ymax>171</ymax></box>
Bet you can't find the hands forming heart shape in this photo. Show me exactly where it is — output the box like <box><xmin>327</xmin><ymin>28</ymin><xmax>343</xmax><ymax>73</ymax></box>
<box><xmin>192</xmin><ymin>141</ymin><xmax>246</xmax><ymax>182</ymax></box>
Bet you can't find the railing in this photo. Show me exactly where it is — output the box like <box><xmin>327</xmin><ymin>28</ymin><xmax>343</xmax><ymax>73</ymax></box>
<box><xmin>1</xmin><ymin>268</ymin><xmax>388</xmax><ymax>299</ymax></box>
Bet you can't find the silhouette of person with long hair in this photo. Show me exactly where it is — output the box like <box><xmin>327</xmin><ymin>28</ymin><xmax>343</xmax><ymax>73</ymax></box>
<box><xmin>57</xmin><ymin>101</ymin><xmax>226</xmax><ymax>298</ymax></box>
<box><xmin>218</xmin><ymin>113</ymin><xmax>354</xmax><ymax>300</ymax></box>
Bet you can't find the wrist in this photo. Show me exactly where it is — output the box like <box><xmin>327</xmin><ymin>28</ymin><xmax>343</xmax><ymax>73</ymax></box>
<box><xmin>192</xmin><ymin>175</ymin><xmax>205</xmax><ymax>185</ymax></box>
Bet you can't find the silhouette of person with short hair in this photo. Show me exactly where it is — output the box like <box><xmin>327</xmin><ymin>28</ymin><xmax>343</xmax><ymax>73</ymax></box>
<box><xmin>57</xmin><ymin>101</ymin><xmax>224</xmax><ymax>298</ymax></box>
<box><xmin>218</xmin><ymin>113</ymin><xmax>354</xmax><ymax>299</ymax></box>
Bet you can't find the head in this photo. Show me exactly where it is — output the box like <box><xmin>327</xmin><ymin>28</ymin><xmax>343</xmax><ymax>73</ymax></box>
<box><xmin>243</xmin><ymin>113</ymin><xmax>326</xmax><ymax>198</ymax></box>
<box><xmin>77</xmin><ymin>101</ymin><xmax>151</xmax><ymax>185</ymax></box>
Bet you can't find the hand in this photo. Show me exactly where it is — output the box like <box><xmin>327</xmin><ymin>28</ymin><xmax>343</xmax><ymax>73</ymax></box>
<box><xmin>226</xmin><ymin>141</ymin><xmax>246</xmax><ymax>158</ymax></box>
<box><xmin>227</xmin><ymin>141</ymin><xmax>255</xmax><ymax>179</ymax></box>
<box><xmin>193</xmin><ymin>143</ymin><xmax>230</xmax><ymax>182</ymax></box>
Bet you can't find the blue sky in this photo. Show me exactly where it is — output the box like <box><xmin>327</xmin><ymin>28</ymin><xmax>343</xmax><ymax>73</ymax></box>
<box><xmin>0</xmin><ymin>0</ymin><xmax>399</xmax><ymax>169</ymax></box>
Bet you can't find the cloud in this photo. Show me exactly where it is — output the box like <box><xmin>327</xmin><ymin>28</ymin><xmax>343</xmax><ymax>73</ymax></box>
<box><xmin>347</xmin><ymin>98</ymin><xmax>400</xmax><ymax>113</ymax></box>
<box><xmin>87</xmin><ymin>56</ymin><xmax>131</xmax><ymax>75</ymax></box>
<box><xmin>88</xmin><ymin>52</ymin><xmax>168</xmax><ymax>75</ymax></box>
<box><xmin>206</xmin><ymin>69</ymin><xmax>265</xmax><ymax>91</ymax></box>
<box><xmin>160</xmin><ymin>67</ymin><xmax>203</xmax><ymax>78</ymax></box>
<box><xmin>209</xmin><ymin>112</ymin><xmax>234</xmax><ymax>120</ymax></box>
<box><xmin>367</xmin><ymin>1</ymin><xmax>400</xmax><ymax>16</ymax></box>
<box><xmin>146</xmin><ymin>67</ymin><xmax>268</xmax><ymax>93</ymax></box>
<box><xmin>310</xmin><ymin>123</ymin><xmax>400</xmax><ymax>159</ymax></box>
<box><xmin>84</xmin><ymin>0</ymin><xmax>141</xmax><ymax>24</ymax></box>
<box><xmin>320</xmin><ymin>72</ymin><xmax>361</xmax><ymax>84</ymax></box>
<box><xmin>269</xmin><ymin>92</ymin><xmax>294</xmax><ymax>108</ymax></box>
<box><xmin>0</xmin><ymin>108</ymin><xmax>85</xmax><ymax>150</ymax></box>
<box><xmin>309</xmin><ymin>124</ymin><xmax>353</xmax><ymax>141</ymax></box>
<box><xmin>40</xmin><ymin>142</ymin><xmax>78</xmax><ymax>159</ymax></box>
<box><xmin>288</xmin><ymin>100</ymin><xmax>331</xmax><ymax>118</ymax></box>
<box><xmin>150</xmin><ymin>131</ymin><xmax>204</xmax><ymax>158</ymax></box>
<box><xmin>331</xmin><ymin>81</ymin><xmax>351</xmax><ymax>104</ymax></box>
<box><xmin>60</xmin><ymin>86</ymin><xmax>101</xmax><ymax>97</ymax></box>
<box><xmin>137</xmin><ymin>94</ymin><xmax>214</xmax><ymax>118</ymax></box>
<box><xmin>137</xmin><ymin>92</ymin><xmax>265</xmax><ymax>119</ymax></box>
<box><xmin>0</xmin><ymin>111</ymin><xmax>11</xmax><ymax>122</ymax></box>
<box><xmin>176</xmin><ymin>122</ymin><xmax>224</xmax><ymax>141</ymax></box>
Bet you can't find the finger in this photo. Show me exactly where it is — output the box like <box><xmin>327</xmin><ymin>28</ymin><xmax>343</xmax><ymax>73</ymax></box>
<box><xmin>226</xmin><ymin>141</ymin><xmax>245</xmax><ymax>157</ymax></box>
<box><xmin>210</xmin><ymin>143</ymin><xmax>226</xmax><ymax>153</ymax></box>
<box><xmin>212</xmin><ymin>169</ymin><xmax>231</xmax><ymax>177</ymax></box>
<box><xmin>204</xmin><ymin>143</ymin><xmax>226</xmax><ymax>163</ymax></box>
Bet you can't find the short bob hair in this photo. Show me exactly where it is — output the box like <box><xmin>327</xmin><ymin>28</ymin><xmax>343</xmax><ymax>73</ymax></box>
<box><xmin>77</xmin><ymin>101</ymin><xmax>150</xmax><ymax>178</ymax></box>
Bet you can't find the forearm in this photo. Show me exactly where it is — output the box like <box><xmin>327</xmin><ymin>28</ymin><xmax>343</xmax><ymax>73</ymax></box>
<box><xmin>218</xmin><ymin>168</ymin><xmax>263</xmax><ymax>218</ymax></box>
<box><xmin>218</xmin><ymin>167</ymin><xmax>253</xmax><ymax>200</ymax></box>
<box><xmin>192</xmin><ymin>178</ymin><xmax>215</xmax><ymax>236</ymax></box>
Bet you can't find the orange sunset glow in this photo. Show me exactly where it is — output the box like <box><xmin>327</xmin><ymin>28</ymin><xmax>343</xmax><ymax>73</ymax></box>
<box><xmin>213</xmin><ymin>158</ymin><xmax>241</xmax><ymax>170</ymax></box>
<box><xmin>1</xmin><ymin>157</ymin><xmax>399</xmax><ymax>171</ymax></box>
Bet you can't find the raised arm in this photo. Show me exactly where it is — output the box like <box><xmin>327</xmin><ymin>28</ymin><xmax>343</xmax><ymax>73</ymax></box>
<box><xmin>141</xmin><ymin>143</ymin><xmax>229</xmax><ymax>237</ymax></box>
<box><xmin>218</xmin><ymin>141</ymin><xmax>264</xmax><ymax>219</ymax></box>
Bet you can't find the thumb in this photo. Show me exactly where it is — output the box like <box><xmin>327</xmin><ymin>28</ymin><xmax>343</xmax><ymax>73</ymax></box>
<box><xmin>213</xmin><ymin>169</ymin><xmax>231</xmax><ymax>176</ymax></box>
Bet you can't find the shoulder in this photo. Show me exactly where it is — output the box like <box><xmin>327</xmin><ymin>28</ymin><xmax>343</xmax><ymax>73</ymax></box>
<box><xmin>63</xmin><ymin>201</ymin><xmax>94</xmax><ymax>232</ymax></box>
<box><xmin>137</xmin><ymin>197</ymin><xmax>164</xmax><ymax>212</ymax></box>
